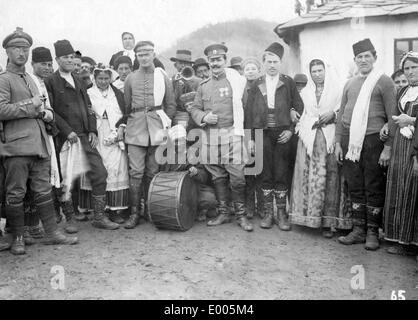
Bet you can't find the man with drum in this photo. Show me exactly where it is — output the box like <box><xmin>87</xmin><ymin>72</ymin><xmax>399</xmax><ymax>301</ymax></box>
<box><xmin>119</xmin><ymin>41</ymin><xmax>176</xmax><ymax>229</ymax></box>
<box><xmin>189</xmin><ymin>43</ymin><xmax>253</xmax><ymax>232</ymax></box>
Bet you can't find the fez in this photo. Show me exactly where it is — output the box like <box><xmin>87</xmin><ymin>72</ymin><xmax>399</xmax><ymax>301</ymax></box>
<box><xmin>134</xmin><ymin>41</ymin><xmax>155</xmax><ymax>53</ymax></box>
<box><xmin>294</xmin><ymin>73</ymin><xmax>308</xmax><ymax>84</ymax></box>
<box><xmin>81</xmin><ymin>56</ymin><xmax>96</xmax><ymax>66</ymax></box>
<box><xmin>265</xmin><ymin>42</ymin><xmax>284</xmax><ymax>59</ymax></box>
<box><xmin>114</xmin><ymin>56</ymin><xmax>133</xmax><ymax>69</ymax></box>
<box><xmin>54</xmin><ymin>40</ymin><xmax>75</xmax><ymax>58</ymax></box>
<box><xmin>353</xmin><ymin>38</ymin><xmax>375</xmax><ymax>57</ymax></box>
<box><xmin>204</xmin><ymin>43</ymin><xmax>228</xmax><ymax>58</ymax></box>
<box><xmin>193</xmin><ymin>57</ymin><xmax>209</xmax><ymax>70</ymax></box>
<box><xmin>2</xmin><ymin>27</ymin><xmax>33</xmax><ymax>49</ymax></box>
<box><xmin>229</xmin><ymin>56</ymin><xmax>243</xmax><ymax>67</ymax></box>
<box><xmin>74</xmin><ymin>50</ymin><xmax>82</xmax><ymax>58</ymax></box>
<box><xmin>170</xmin><ymin>49</ymin><xmax>193</xmax><ymax>63</ymax></box>
<box><xmin>32</xmin><ymin>47</ymin><xmax>52</xmax><ymax>63</ymax></box>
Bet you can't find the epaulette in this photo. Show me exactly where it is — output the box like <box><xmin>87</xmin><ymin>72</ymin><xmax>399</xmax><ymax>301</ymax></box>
<box><xmin>199</xmin><ymin>78</ymin><xmax>210</xmax><ymax>86</ymax></box>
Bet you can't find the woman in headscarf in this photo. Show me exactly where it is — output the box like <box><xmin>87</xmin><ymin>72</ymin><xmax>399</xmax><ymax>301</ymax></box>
<box><xmin>384</xmin><ymin>51</ymin><xmax>418</xmax><ymax>258</ymax></box>
<box><xmin>289</xmin><ymin>59</ymin><xmax>352</xmax><ymax>238</ymax></box>
<box><xmin>242</xmin><ymin>57</ymin><xmax>263</xmax><ymax>218</ymax></box>
<box><xmin>112</xmin><ymin>56</ymin><xmax>132</xmax><ymax>93</ymax></box>
<box><xmin>79</xmin><ymin>67</ymin><xmax>130</xmax><ymax>224</ymax></box>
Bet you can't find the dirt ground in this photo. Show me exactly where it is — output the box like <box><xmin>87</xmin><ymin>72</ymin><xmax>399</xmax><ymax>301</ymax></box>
<box><xmin>0</xmin><ymin>216</ymin><xmax>417</xmax><ymax>300</ymax></box>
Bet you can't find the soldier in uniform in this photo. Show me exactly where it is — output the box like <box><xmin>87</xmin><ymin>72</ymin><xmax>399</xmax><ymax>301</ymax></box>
<box><xmin>190</xmin><ymin>43</ymin><xmax>253</xmax><ymax>232</ymax></box>
<box><xmin>119</xmin><ymin>41</ymin><xmax>176</xmax><ymax>229</ymax></box>
<box><xmin>0</xmin><ymin>28</ymin><xmax>78</xmax><ymax>255</ymax></box>
<box><xmin>244</xmin><ymin>42</ymin><xmax>304</xmax><ymax>231</ymax></box>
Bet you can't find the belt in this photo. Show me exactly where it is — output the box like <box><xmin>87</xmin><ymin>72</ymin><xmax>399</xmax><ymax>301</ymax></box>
<box><xmin>131</xmin><ymin>105</ymin><xmax>162</xmax><ymax>113</ymax></box>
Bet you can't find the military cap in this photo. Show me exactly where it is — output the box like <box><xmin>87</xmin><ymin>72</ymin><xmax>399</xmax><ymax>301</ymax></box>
<box><xmin>2</xmin><ymin>27</ymin><xmax>33</xmax><ymax>49</ymax></box>
<box><xmin>204</xmin><ymin>43</ymin><xmax>228</xmax><ymax>58</ymax></box>
<box><xmin>32</xmin><ymin>47</ymin><xmax>52</xmax><ymax>63</ymax></box>
<box><xmin>54</xmin><ymin>39</ymin><xmax>74</xmax><ymax>58</ymax></box>
<box><xmin>265</xmin><ymin>42</ymin><xmax>284</xmax><ymax>59</ymax></box>
<box><xmin>134</xmin><ymin>41</ymin><xmax>155</xmax><ymax>53</ymax></box>
<box><xmin>353</xmin><ymin>38</ymin><xmax>375</xmax><ymax>57</ymax></box>
<box><xmin>81</xmin><ymin>56</ymin><xmax>96</xmax><ymax>66</ymax></box>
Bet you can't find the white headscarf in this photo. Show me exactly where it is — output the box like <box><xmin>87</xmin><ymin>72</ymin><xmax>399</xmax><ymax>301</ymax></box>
<box><xmin>296</xmin><ymin>60</ymin><xmax>343</xmax><ymax>156</ymax></box>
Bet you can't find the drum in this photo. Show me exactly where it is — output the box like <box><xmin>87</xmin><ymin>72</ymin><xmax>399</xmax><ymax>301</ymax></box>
<box><xmin>147</xmin><ymin>171</ymin><xmax>197</xmax><ymax>231</ymax></box>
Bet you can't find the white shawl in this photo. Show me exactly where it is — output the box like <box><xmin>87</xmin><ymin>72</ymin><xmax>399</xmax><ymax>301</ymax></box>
<box><xmin>88</xmin><ymin>85</ymin><xmax>122</xmax><ymax>131</ymax></box>
<box><xmin>346</xmin><ymin>68</ymin><xmax>383</xmax><ymax>162</ymax></box>
<box><xmin>153</xmin><ymin>67</ymin><xmax>172</xmax><ymax>130</ymax></box>
<box><xmin>297</xmin><ymin>64</ymin><xmax>343</xmax><ymax>156</ymax></box>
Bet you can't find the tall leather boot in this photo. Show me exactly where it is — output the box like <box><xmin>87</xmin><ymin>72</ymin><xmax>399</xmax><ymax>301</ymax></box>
<box><xmin>207</xmin><ymin>178</ymin><xmax>231</xmax><ymax>226</ymax></box>
<box><xmin>36</xmin><ymin>195</ymin><xmax>78</xmax><ymax>245</ymax></box>
<box><xmin>234</xmin><ymin>202</ymin><xmax>253</xmax><ymax>232</ymax></box>
<box><xmin>6</xmin><ymin>204</ymin><xmax>26</xmax><ymax>255</ymax></box>
<box><xmin>338</xmin><ymin>203</ymin><xmax>366</xmax><ymax>245</ymax></box>
<box><xmin>60</xmin><ymin>200</ymin><xmax>78</xmax><ymax>234</ymax></box>
<box><xmin>260</xmin><ymin>189</ymin><xmax>274</xmax><ymax>229</ymax></box>
<box><xmin>91</xmin><ymin>195</ymin><xmax>119</xmax><ymax>230</ymax></box>
<box><xmin>274</xmin><ymin>189</ymin><xmax>291</xmax><ymax>231</ymax></box>
<box><xmin>125</xmin><ymin>179</ymin><xmax>142</xmax><ymax>229</ymax></box>
<box><xmin>365</xmin><ymin>206</ymin><xmax>382</xmax><ymax>251</ymax></box>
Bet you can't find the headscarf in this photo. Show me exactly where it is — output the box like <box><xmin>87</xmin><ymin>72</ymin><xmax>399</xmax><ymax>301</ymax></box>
<box><xmin>93</xmin><ymin>66</ymin><xmax>114</xmax><ymax>82</ymax></box>
<box><xmin>296</xmin><ymin>59</ymin><xmax>343</xmax><ymax>156</ymax></box>
<box><xmin>400</xmin><ymin>51</ymin><xmax>418</xmax><ymax>70</ymax></box>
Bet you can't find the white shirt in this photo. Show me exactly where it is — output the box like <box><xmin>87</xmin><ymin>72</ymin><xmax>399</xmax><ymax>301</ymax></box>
<box><xmin>59</xmin><ymin>70</ymin><xmax>75</xmax><ymax>88</ymax></box>
<box><xmin>266</xmin><ymin>74</ymin><xmax>280</xmax><ymax>109</ymax></box>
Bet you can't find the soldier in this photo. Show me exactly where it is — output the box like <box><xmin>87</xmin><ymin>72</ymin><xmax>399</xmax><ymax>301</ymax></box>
<box><xmin>190</xmin><ymin>43</ymin><xmax>253</xmax><ymax>232</ymax></box>
<box><xmin>0</xmin><ymin>28</ymin><xmax>78</xmax><ymax>255</ymax></box>
<box><xmin>45</xmin><ymin>39</ymin><xmax>119</xmax><ymax>232</ymax></box>
<box><xmin>119</xmin><ymin>40</ymin><xmax>176</xmax><ymax>229</ymax></box>
<box><xmin>244</xmin><ymin>42</ymin><xmax>304</xmax><ymax>231</ymax></box>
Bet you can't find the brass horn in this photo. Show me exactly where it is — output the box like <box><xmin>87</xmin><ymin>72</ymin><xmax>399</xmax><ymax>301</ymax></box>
<box><xmin>180</xmin><ymin>65</ymin><xmax>195</xmax><ymax>81</ymax></box>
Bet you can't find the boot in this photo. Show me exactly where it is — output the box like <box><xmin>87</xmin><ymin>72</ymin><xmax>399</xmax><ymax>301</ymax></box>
<box><xmin>23</xmin><ymin>226</ymin><xmax>36</xmax><ymax>245</ymax></box>
<box><xmin>338</xmin><ymin>225</ymin><xmax>366</xmax><ymax>245</ymax></box>
<box><xmin>260</xmin><ymin>189</ymin><xmax>274</xmax><ymax>229</ymax></box>
<box><xmin>125</xmin><ymin>179</ymin><xmax>142</xmax><ymax>229</ymax></box>
<box><xmin>274</xmin><ymin>189</ymin><xmax>291</xmax><ymax>231</ymax></box>
<box><xmin>321</xmin><ymin>227</ymin><xmax>334</xmax><ymax>239</ymax></box>
<box><xmin>196</xmin><ymin>209</ymin><xmax>207</xmax><ymax>222</ymax></box>
<box><xmin>61</xmin><ymin>201</ymin><xmax>78</xmax><ymax>234</ymax></box>
<box><xmin>234</xmin><ymin>202</ymin><xmax>253</xmax><ymax>232</ymax></box>
<box><xmin>365</xmin><ymin>227</ymin><xmax>379</xmax><ymax>251</ymax></box>
<box><xmin>29</xmin><ymin>225</ymin><xmax>44</xmax><ymax>239</ymax></box>
<box><xmin>0</xmin><ymin>235</ymin><xmax>11</xmax><ymax>252</ymax></box>
<box><xmin>207</xmin><ymin>201</ymin><xmax>231</xmax><ymax>226</ymax></box>
<box><xmin>108</xmin><ymin>210</ymin><xmax>125</xmax><ymax>224</ymax></box>
<box><xmin>42</xmin><ymin>230</ymin><xmax>78</xmax><ymax>245</ymax></box>
<box><xmin>91</xmin><ymin>195</ymin><xmax>119</xmax><ymax>230</ymax></box>
<box><xmin>11</xmin><ymin>235</ymin><xmax>25</xmax><ymax>255</ymax></box>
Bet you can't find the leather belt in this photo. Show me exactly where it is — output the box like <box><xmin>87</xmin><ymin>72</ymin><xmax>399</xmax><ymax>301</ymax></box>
<box><xmin>131</xmin><ymin>105</ymin><xmax>162</xmax><ymax>113</ymax></box>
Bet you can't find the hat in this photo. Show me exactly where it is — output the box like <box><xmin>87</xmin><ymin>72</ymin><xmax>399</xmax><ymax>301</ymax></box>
<box><xmin>134</xmin><ymin>41</ymin><xmax>154</xmax><ymax>53</ymax></box>
<box><xmin>54</xmin><ymin>39</ymin><xmax>75</xmax><ymax>58</ymax></box>
<box><xmin>294</xmin><ymin>73</ymin><xmax>308</xmax><ymax>84</ymax></box>
<box><xmin>241</xmin><ymin>57</ymin><xmax>261</xmax><ymax>71</ymax></box>
<box><xmin>229</xmin><ymin>56</ymin><xmax>243</xmax><ymax>68</ymax></box>
<box><xmin>193</xmin><ymin>57</ymin><xmax>209</xmax><ymax>70</ymax></box>
<box><xmin>170</xmin><ymin>50</ymin><xmax>193</xmax><ymax>63</ymax></box>
<box><xmin>2</xmin><ymin>27</ymin><xmax>33</xmax><ymax>49</ymax></box>
<box><xmin>114</xmin><ymin>55</ymin><xmax>133</xmax><ymax>69</ymax></box>
<box><xmin>353</xmin><ymin>38</ymin><xmax>375</xmax><ymax>57</ymax></box>
<box><xmin>81</xmin><ymin>56</ymin><xmax>96</xmax><ymax>66</ymax></box>
<box><xmin>74</xmin><ymin>50</ymin><xmax>82</xmax><ymax>58</ymax></box>
<box><xmin>265</xmin><ymin>42</ymin><xmax>284</xmax><ymax>59</ymax></box>
<box><xmin>121</xmin><ymin>31</ymin><xmax>134</xmax><ymax>39</ymax></box>
<box><xmin>204</xmin><ymin>43</ymin><xmax>228</xmax><ymax>58</ymax></box>
<box><xmin>32</xmin><ymin>47</ymin><xmax>52</xmax><ymax>63</ymax></box>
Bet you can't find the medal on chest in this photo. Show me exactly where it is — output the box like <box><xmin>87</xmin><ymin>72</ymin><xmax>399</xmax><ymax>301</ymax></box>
<box><xmin>219</xmin><ymin>87</ymin><xmax>229</xmax><ymax>97</ymax></box>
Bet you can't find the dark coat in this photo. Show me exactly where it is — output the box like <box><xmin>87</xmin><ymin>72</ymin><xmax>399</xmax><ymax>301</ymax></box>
<box><xmin>109</xmin><ymin>51</ymin><xmax>165</xmax><ymax>71</ymax></box>
<box><xmin>244</xmin><ymin>74</ymin><xmax>304</xmax><ymax>131</ymax></box>
<box><xmin>45</xmin><ymin>70</ymin><xmax>97</xmax><ymax>150</ymax></box>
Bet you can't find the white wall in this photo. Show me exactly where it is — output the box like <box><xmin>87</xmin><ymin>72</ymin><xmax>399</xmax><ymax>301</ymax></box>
<box><xmin>295</xmin><ymin>14</ymin><xmax>418</xmax><ymax>81</ymax></box>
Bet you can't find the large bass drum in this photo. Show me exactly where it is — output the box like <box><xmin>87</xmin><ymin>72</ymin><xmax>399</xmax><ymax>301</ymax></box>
<box><xmin>147</xmin><ymin>171</ymin><xmax>197</xmax><ymax>231</ymax></box>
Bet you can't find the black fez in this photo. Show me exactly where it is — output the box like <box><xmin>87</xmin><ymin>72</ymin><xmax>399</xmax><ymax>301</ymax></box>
<box><xmin>2</xmin><ymin>27</ymin><xmax>33</xmax><ymax>49</ymax></box>
<box><xmin>74</xmin><ymin>50</ymin><xmax>82</xmax><ymax>58</ymax></box>
<box><xmin>265</xmin><ymin>42</ymin><xmax>284</xmax><ymax>59</ymax></box>
<box><xmin>32</xmin><ymin>47</ymin><xmax>52</xmax><ymax>63</ymax></box>
<box><xmin>54</xmin><ymin>40</ymin><xmax>75</xmax><ymax>58</ymax></box>
<box><xmin>204</xmin><ymin>43</ymin><xmax>228</xmax><ymax>58</ymax></box>
<box><xmin>134</xmin><ymin>41</ymin><xmax>154</xmax><ymax>53</ymax></box>
<box><xmin>81</xmin><ymin>56</ymin><xmax>96</xmax><ymax>66</ymax></box>
<box><xmin>353</xmin><ymin>38</ymin><xmax>375</xmax><ymax>57</ymax></box>
<box><xmin>114</xmin><ymin>56</ymin><xmax>133</xmax><ymax>69</ymax></box>
<box><xmin>193</xmin><ymin>57</ymin><xmax>209</xmax><ymax>70</ymax></box>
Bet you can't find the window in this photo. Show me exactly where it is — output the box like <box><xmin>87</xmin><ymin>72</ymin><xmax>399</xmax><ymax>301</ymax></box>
<box><xmin>394</xmin><ymin>38</ymin><xmax>418</xmax><ymax>71</ymax></box>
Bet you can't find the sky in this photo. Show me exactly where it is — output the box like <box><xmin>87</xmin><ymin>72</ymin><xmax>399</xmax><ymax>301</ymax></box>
<box><xmin>0</xmin><ymin>0</ymin><xmax>296</xmax><ymax>67</ymax></box>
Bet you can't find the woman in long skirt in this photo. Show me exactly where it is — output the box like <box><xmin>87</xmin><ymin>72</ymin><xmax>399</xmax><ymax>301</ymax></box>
<box><xmin>79</xmin><ymin>67</ymin><xmax>129</xmax><ymax>224</ymax></box>
<box><xmin>289</xmin><ymin>59</ymin><xmax>352</xmax><ymax>238</ymax></box>
<box><xmin>384</xmin><ymin>52</ymin><xmax>418</xmax><ymax>259</ymax></box>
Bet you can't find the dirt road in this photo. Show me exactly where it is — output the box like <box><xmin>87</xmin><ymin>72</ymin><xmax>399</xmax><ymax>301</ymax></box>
<box><xmin>0</xmin><ymin>217</ymin><xmax>417</xmax><ymax>300</ymax></box>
